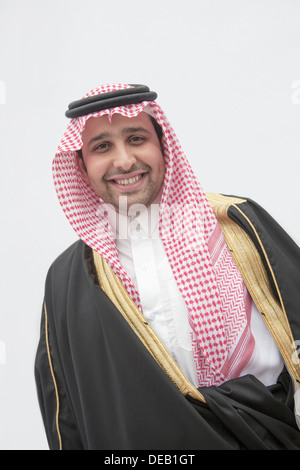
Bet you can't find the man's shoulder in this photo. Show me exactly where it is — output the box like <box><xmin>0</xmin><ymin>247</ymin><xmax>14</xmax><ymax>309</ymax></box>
<box><xmin>206</xmin><ymin>193</ymin><xmax>267</xmax><ymax>215</ymax></box>
<box><xmin>207</xmin><ymin>192</ymin><xmax>299</xmax><ymax>247</ymax></box>
<box><xmin>44</xmin><ymin>240</ymin><xmax>90</xmax><ymax>301</ymax></box>
<box><xmin>206</xmin><ymin>193</ymin><xmax>258</xmax><ymax>225</ymax></box>
<box><xmin>51</xmin><ymin>239</ymin><xmax>83</xmax><ymax>266</ymax></box>
<box><xmin>47</xmin><ymin>239</ymin><xmax>86</xmax><ymax>282</ymax></box>
<box><xmin>206</xmin><ymin>193</ymin><xmax>247</xmax><ymax>208</ymax></box>
<box><xmin>206</xmin><ymin>193</ymin><xmax>280</xmax><ymax>230</ymax></box>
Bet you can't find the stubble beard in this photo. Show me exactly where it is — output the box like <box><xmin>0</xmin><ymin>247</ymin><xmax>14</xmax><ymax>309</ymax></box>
<box><xmin>96</xmin><ymin>172</ymin><xmax>162</xmax><ymax>215</ymax></box>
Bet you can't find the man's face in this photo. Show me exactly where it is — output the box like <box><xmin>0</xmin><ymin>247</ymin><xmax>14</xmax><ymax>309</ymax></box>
<box><xmin>78</xmin><ymin>112</ymin><xmax>165</xmax><ymax>212</ymax></box>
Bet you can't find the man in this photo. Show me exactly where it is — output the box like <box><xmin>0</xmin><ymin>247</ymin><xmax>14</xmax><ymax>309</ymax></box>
<box><xmin>35</xmin><ymin>83</ymin><xmax>300</xmax><ymax>450</ymax></box>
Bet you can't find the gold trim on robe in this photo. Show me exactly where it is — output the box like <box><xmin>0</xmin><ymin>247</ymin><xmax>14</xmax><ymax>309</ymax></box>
<box><xmin>207</xmin><ymin>193</ymin><xmax>300</xmax><ymax>388</ymax></box>
<box><xmin>93</xmin><ymin>193</ymin><xmax>300</xmax><ymax>397</ymax></box>
<box><xmin>44</xmin><ymin>301</ymin><xmax>63</xmax><ymax>450</ymax></box>
<box><xmin>92</xmin><ymin>250</ymin><xmax>206</xmax><ymax>403</ymax></box>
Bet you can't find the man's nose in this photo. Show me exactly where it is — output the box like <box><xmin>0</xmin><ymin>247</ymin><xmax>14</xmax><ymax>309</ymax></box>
<box><xmin>113</xmin><ymin>145</ymin><xmax>136</xmax><ymax>170</ymax></box>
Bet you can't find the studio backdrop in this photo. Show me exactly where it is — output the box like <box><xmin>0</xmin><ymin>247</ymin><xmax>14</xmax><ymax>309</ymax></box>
<box><xmin>0</xmin><ymin>0</ymin><xmax>299</xmax><ymax>450</ymax></box>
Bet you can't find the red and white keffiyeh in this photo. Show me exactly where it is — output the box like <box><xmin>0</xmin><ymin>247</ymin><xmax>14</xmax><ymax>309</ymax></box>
<box><xmin>53</xmin><ymin>83</ymin><xmax>254</xmax><ymax>387</ymax></box>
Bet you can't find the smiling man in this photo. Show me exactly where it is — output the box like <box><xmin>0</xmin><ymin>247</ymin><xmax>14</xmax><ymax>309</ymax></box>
<box><xmin>77</xmin><ymin>112</ymin><xmax>165</xmax><ymax>212</ymax></box>
<box><xmin>35</xmin><ymin>84</ymin><xmax>300</xmax><ymax>451</ymax></box>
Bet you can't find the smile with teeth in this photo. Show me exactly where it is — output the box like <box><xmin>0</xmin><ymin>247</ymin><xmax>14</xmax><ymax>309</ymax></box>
<box><xmin>113</xmin><ymin>174</ymin><xmax>144</xmax><ymax>186</ymax></box>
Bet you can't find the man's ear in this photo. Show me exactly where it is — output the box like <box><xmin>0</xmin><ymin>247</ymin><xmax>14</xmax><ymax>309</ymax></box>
<box><xmin>75</xmin><ymin>152</ymin><xmax>90</xmax><ymax>184</ymax></box>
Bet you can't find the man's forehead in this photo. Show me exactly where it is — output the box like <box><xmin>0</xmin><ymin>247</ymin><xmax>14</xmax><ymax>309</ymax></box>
<box><xmin>82</xmin><ymin>112</ymin><xmax>153</xmax><ymax>140</ymax></box>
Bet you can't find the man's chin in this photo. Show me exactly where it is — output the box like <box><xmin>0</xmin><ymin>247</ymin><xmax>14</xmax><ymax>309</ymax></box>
<box><xmin>106</xmin><ymin>194</ymin><xmax>153</xmax><ymax>216</ymax></box>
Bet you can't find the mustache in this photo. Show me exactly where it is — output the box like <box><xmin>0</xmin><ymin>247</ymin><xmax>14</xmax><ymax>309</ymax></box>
<box><xmin>105</xmin><ymin>165</ymin><xmax>150</xmax><ymax>179</ymax></box>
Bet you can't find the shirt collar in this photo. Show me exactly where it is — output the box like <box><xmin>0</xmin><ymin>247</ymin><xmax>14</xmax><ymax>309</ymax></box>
<box><xmin>105</xmin><ymin>202</ymin><xmax>160</xmax><ymax>240</ymax></box>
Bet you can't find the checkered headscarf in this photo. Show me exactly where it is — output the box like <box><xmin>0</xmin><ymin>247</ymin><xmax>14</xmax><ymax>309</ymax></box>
<box><xmin>53</xmin><ymin>84</ymin><xmax>254</xmax><ymax>386</ymax></box>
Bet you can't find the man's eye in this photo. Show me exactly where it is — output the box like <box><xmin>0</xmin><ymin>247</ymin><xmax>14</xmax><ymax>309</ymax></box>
<box><xmin>94</xmin><ymin>142</ymin><xmax>110</xmax><ymax>151</ymax></box>
<box><xmin>129</xmin><ymin>136</ymin><xmax>145</xmax><ymax>144</ymax></box>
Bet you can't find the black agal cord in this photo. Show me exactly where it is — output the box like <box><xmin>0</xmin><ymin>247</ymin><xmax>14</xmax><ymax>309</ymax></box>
<box><xmin>65</xmin><ymin>84</ymin><xmax>157</xmax><ymax>118</ymax></box>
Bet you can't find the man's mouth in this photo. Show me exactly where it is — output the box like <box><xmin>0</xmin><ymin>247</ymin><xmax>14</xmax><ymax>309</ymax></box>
<box><xmin>107</xmin><ymin>171</ymin><xmax>147</xmax><ymax>189</ymax></box>
<box><xmin>113</xmin><ymin>174</ymin><xmax>143</xmax><ymax>186</ymax></box>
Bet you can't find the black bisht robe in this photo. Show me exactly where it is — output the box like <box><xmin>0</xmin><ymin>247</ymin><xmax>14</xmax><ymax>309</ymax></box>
<box><xmin>35</xmin><ymin>198</ymin><xmax>300</xmax><ymax>450</ymax></box>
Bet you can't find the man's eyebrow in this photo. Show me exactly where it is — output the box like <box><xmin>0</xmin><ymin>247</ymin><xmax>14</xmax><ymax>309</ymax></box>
<box><xmin>87</xmin><ymin>132</ymin><xmax>111</xmax><ymax>148</ymax></box>
<box><xmin>87</xmin><ymin>127</ymin><xmax>151</xmax><ymax>148</ymax></box>
<box><xmin>121</xmin><ymin>126</ymin><xmax>151</xmax><ymax>135</ymax></box>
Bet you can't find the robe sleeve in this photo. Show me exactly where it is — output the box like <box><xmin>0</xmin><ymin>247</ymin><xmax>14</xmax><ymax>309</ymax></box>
<box><xmin>291</xmin><ymin>377</ymin><xmax>300</xmax><ymax>430</ymax></box>
<box><xmin>193</xmin><ymin>370</ymin><xmax>300</xmax><ymax>450</ymax></box>
<box><xmin>34</xmin><ymin>302</ymin><xmax>84</xmax><ymax>450</ymax></box>
<box><xmin>34</xmin><ymin>241</ymin><xmax>300</xmax><ymax>450</ymax></box>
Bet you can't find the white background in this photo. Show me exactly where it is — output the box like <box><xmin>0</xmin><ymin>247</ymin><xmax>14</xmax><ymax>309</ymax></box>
<box><xmin>0</xmin><ymin>0</ymin><xmax>299</xmax><ymax>450</ymax></box>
